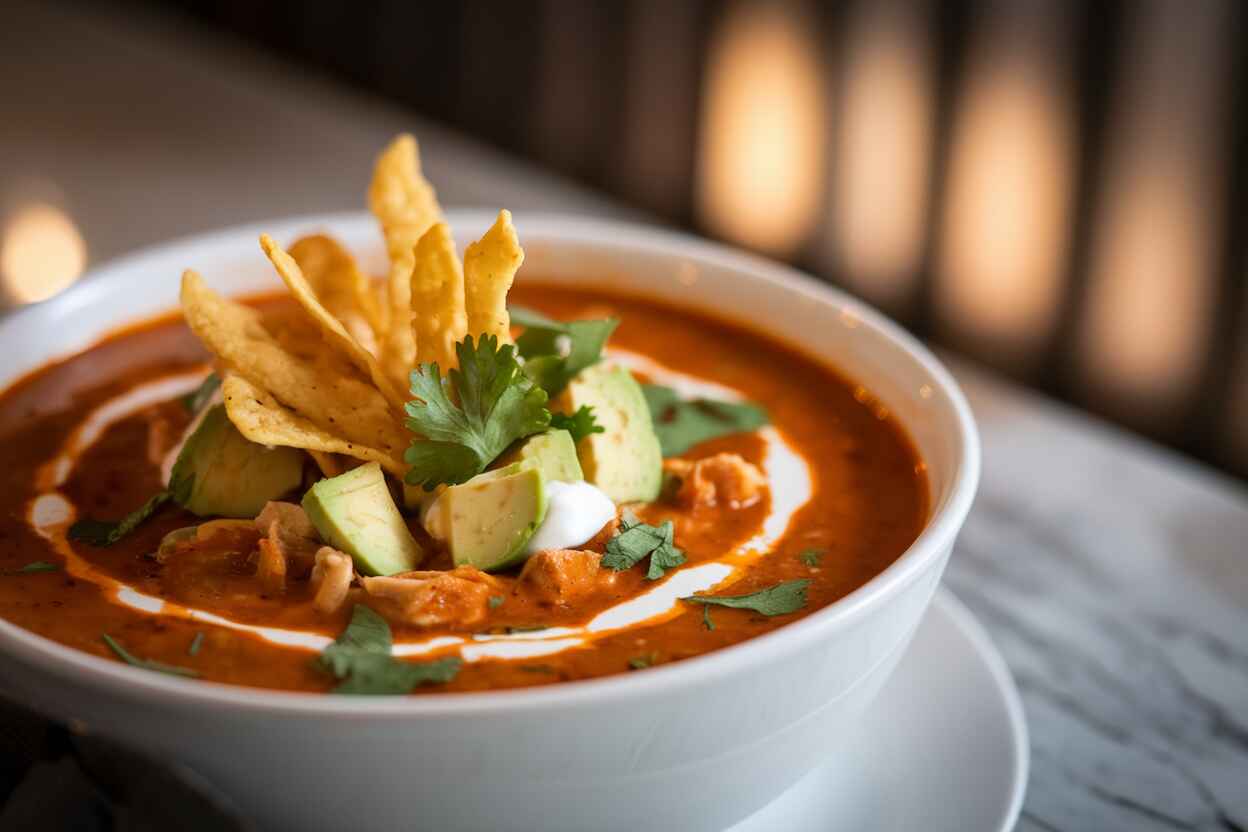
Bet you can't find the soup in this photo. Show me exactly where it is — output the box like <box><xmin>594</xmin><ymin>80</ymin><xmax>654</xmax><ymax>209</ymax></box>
<box><xmin>0</xmin><ymin>136</ymin><xmax>927</xmax><ymax>695</ymax></box>
<box><xmin>0</xmin><ymin>284</ymin><xmax>925</xmax><ymax>693</ymax></box>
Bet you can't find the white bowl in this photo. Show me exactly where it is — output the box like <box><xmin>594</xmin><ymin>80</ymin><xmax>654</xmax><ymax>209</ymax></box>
<box><xmin>0</xmin><ymin>212</ymin><xmax>979</xmax><ymax>832</ymax></box>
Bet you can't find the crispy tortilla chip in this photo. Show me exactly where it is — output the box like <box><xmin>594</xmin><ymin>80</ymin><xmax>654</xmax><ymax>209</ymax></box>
<box><xmin>411</xmin><ymin>223</ymin><xmax>467</xmax><ymax>370</ymax></box>
<box><xmin>181</xmin><ymin>271</ymin><xmax>408</xmax><ymax>458</ymax></box>
<box><xmin>288</xmin><ymin>234</ymin><xmax>384</xmax><ymax>350</ymax></box>
<box><xmin>464</xmin><ymin>209</ymin><xmax>523</xmax><ymax>343</ymax></box>
<box><xmin>222</xmin><ymin>373</ymin><xmax>405</xmax><ymax>477</ymax></box>
<box><xmin>261</xmin><ymin>234</ymin><xmax>405</xmax><ymax>410</ymax></box>
<box><xmin>368</xmin><ymin>135</ymin><xmax>443</xmax><ymax>387</ymax></box>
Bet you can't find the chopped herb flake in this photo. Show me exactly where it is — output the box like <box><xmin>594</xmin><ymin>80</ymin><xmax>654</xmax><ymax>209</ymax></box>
<box><xmin>681</xmin><ymin>580</ymin><xmax>810</xmax><ymax>618</ymax></box>
<box><xmin>188</xmin><ymin>632</ymin><xmax>205</xmax><ymax>656</ymax></box>
<box><xmin>549</xmin><ymin>405</ymin><xmax>604</xmax><ymax>443</ymax></box>
<box><xmin>798</xmin><ymin>549</ymin><xmax>825</xmax><ymax>568</ymax></box>
<box><xmin>101</xmin><ymin>634</ymin><xmax>199</xmax><ymax>678</ymax></box>
<box><xmin>318</xmin><ymin>605</ymin><xmax>461</xmax><ymax>694</ymax></box>
<box><xmin>702</xmin><ymin>605</ymin><xmax>715</xmax><ymax>631</ymax></box>
<box><xmin>488</xmin><ymin>595</ymin><xmax>505</xmax><ymax>609</ymax></box>
<box><xmin>628</xmin><ymin>652</ymin><xmax>658</xmax><ymax>670</ymax></box>
<box><xmin>641</xmin><ymin>384</ymin><xmax>769</xmax><ymax>457</ymax></box>
<box><xmin>69</xmin><ymin>491</ymin><xmax>174</xmax><ymax>547</ymax></box>
<box><xmin>506</xmin><ymin>624</ymin><xmax>546</xmax><ymax>634</ymax></box>
<box><xmin>601</xmin><ymin>514</ymin><xmax>685</xmax><ymax>580</ymax></box>
<box><xmin>404</xmin><ymin>335</ymin><xmax>551</xmax><ymax>491</ymax></box>
<box><xmin>9</xmin><ymin>561</ymin><xmax>58</xmax><ymax>575</ymax></box>
<box><xmin>510</xmin><ymin>306</ymin><xmax>618</xmax><ymax>396</ymax></box>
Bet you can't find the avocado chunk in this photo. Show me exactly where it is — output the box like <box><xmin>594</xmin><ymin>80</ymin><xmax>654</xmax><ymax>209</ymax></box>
<box><xmin>498</xmin><ymin>429</ymin><xmax>583</xmax><ymax>483</ymax></box>
<box><xmin>554</xmin><ymin>364</ymin><xmax>661</xmax><ymax>503</ymax></box>
<box><xmin>168</xmin><ymin>404</ymin><xmax>304</xmax><ymax>518</ymax></box>
<box><xmin>435</xmin><ymin>464</ymin><xmax>547</xmax><ymax>572</ymax></box>
<box><xmin>302</xmin><ymin>462</ymin><xmax>423</xmax><ymax>576</ymax></box>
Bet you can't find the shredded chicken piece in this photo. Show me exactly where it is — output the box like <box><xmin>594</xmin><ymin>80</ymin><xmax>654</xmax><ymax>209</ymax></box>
<box><xmin>362</xmin><ymin>566</ymin><xmax>499</xmax><ymax>627</ymax></box>
<box><xmin>254</xmin><ymin>501</ymin><xmax>321</xmax><ymax>577</ymax></box>
<box><xmin>519</xmin><ymin>549</ymin><xmax>615</xmax><ymax>605</ymax></box>
<box><xmin>256</xmin><ymin>538</ymin><xmax>287</xmax><ymax>594</ymax></box>
<box><xmin>310</xmin><ymin>546</ymin><xmax>353</xmax><ymax>614</ymax></box>
<box><xmin>664</xmin><ymin>453</ymin><xmax>767</xmax><ymax>509</ymax></box>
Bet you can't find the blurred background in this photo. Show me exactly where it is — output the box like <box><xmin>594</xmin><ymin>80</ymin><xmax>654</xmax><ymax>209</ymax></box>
<box><xmin>3</xmin><ymin>0</ymin><xmax>1247</xmax><ymax>480</ymax></box>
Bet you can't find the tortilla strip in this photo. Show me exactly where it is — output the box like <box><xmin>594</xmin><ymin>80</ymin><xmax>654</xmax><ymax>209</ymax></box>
<box><xmin>261</xmin><ymin>234</ymin><xmax>406</xmax><ymax>410</ymax></box>
<box><xmin>222</xmin><ymin>373</ymin><xmax>405</xmax><ymax>477</ymax></box>
<box><xmin>287</xmin><ymin>234</ymin><xmax>384</xmax><ymax>351</ymax></box>
<box><xmin>368</xmin><ymin>135</ymin><xmax>443</xmax><ymax>387</ymax></box>
<box><xmin>463</xmin><ymin>209</ymin><xmax>524</xmax><ymax>343</ymax></box>
<box><xmin>411</xmin><ymin>223</ymin><xmax>467</xmax><ymax>370</ymax></box>
<box><xmin>181</xmin><ymin>271</ymin><xmax>408</xmax><ymax>458</ymax></box>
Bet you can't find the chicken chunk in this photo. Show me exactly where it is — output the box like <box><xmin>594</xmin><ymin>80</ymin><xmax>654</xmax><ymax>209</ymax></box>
<box><xmin>362</xmin><ymin>566</ymin><xmax>499</xmax><ymax>628</ymax></box>
<box><xmin>519</xmin><ymin>549</ymin><xmax>616</xmax><ymax>606</ymax></box>
<box><xmin>664</xmin><ymin>453</ymin><xmax>767</xmax><ymax>509</ymax></box>
<box><xmin>256</xmin><ymin>537</ymin><xmax>287</xmax><ymax>594</ymax></box>
<box><xmin>310</xmin><ymin>546</ymin><xmax>353</xmax><ymax>614</ymax></box>
<box><xmin>254</xmin><ymin>501</ymin><xmax>321</xmax><ymax>578</ymax></box>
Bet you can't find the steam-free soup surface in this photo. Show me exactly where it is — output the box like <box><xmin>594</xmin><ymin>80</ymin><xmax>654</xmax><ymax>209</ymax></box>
<box><xmin>0</xmin><ymin>284</ymin><xmax>927</xmax><ymax>693</ymax></box>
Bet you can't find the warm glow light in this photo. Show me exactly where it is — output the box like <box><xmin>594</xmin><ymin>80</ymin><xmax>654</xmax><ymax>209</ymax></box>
<box><xmin>828</xmin><ymin>0</ymin><xmax>932</xmax><ymax>308</ymax></box>
<box><xmin>935</xmin><ymin>7</ymin><xmax>1073</xmax><ymax>366</ymax></box>
<box><xmin>696</xmin><ymin>0</ymin><xmax>827</xmax><ymax>256</ymax></box>
<box><xmin>1</xmin><ymin>204</ymin><xmax>86</xmax><ymax>303</ymax></box>
<box><xmin>1079</xmin><ymin>0</ymin><xmax>1229</xmax><ymax>420</ymax></box>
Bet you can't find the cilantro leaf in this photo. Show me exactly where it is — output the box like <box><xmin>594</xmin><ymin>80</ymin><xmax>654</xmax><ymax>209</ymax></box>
<box><xmin>180</xmin><ymin>372</ymin><xmax>220</xmax><ymax>413</ymax></box>
<box><xmin>8</xmin><ymin>561</ymin><xmax>58</xmax><ymax>575</ymax></box>
<box><xmin>404</xmin><ymin>335</ymin><xmax>551</xmax><ymax>490</ymax></box>
<box><xmin>488</xmin><ymin>595</ymin><xmax>505</xmax><ymax>609</ymax></box>
<box><xmin>641</xmin><ymin>384</ymin><xmax>769</xmax><ymax>457</ymax></box>
<box><xmin>549</xmin><ymin>406</ymin><xmax>603</xmax><ymax>443</ymax></box>
<box><xmin>702</xmin><ymin>605</ymin><xmax>715</xmax><ymax>630</ymax></box>
<box><xmin>681</xmin><ymin>579</ymin><xmax>810</xmax><ymax>617</ymax></box>
<box><xmin>510</xmin><ymin>306</ymin><xmax>618</xmax><ymax>395</ymax></box>
<box><xmin>188</xmin><ymin>632</ymin><xmax>206</xmax><ymax>656</ymax></box>
<box><xmin>798</xmin><ymin>549</ymin><xmax>825</xmax><ymax>568</ymax></box>
<box><xmin>601</xmin><ymin>514</ymin><xmax>686</xmax><ymax>580</ymax></box>
<box><xmin>317</xmin><ymin>605</ymin><xmax>462</xmax><ymax>694</ymax></box>
<box><xmin>102</xmin><ymin>634</ymin><xmax>199</xmax><ymax>678</ymax></box>
<box><xmin>69</xmin><ymin>491</ymin><xmax>174</xmax><ymax>547</ymax></box>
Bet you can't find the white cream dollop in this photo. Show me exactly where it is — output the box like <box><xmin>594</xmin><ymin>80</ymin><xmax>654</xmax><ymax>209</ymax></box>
<box><xmin>525</xmin><ymin>480</ymin><xmax>616</xmax><ymax>554</ymax></box>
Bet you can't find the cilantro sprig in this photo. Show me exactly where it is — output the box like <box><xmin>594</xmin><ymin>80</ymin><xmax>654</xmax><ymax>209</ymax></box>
<box><xmin>550</xmin><ymin>405</ymin><xmax>603</xmax><ymax>443</ymax></box>
<box><xmin>641</xmin><ymin>384</ymin><xmax>769</xmax><ymax>457</ymax></box>
<box><xmin>405</xmin><ymin>335</ymin><xmax>551</xmax><ymax>490</ymax></box>
<box><xmin>601</xmin><ymin>513</ymin><xmax>686</xmax><ymax>580</ymax></box>
<box><xmin>510</xmin><ymin>306</ymin><xmax>618</xmax><ymax>396</ymax></box>
<box><xmin>318</xmin><ymin>605</ymin><xmax>462</xmax><ymax>694</ymax></box>
<box><xmin>681</xmin><ymin>579</ymin><xmax>810</xmax><ymax>618</ymax></box>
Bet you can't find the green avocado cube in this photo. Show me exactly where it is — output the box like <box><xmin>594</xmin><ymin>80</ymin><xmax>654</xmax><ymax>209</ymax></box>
<box><xmin>169</xmin><ymin>404</ymin><xmax>304</xmax><ymax>518</ymax></box>
<box><xmin>498</xmin><ymin>429</ymin><xmax>583</xmax><ymax>483</ymax></box>
<box><xmin>302</xmin><ymin>462</ymin><xmax>423</xmax><ymax>576</ymax></box>
<box><xmin>555</xmin><ymin>364</ymin><xmax>661</xmax><ymax>503</ymax></box>
<box><xmin>437</xmin><ymin>465</ymin><xmax>547</xmax><ymax>572</ymax></box>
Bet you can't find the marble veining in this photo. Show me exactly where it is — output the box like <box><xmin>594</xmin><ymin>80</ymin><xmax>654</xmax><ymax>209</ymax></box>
<box><xmin>949</xmin><ymin>362</ymin><xmax>1248</xmax><ymax>832</ymax></box>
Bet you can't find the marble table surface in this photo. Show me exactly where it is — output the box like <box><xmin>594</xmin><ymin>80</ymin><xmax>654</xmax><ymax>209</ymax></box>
<box><xmin>4</xmin><ymin>2</ymin><xmax>1246</xmax><ymax>830</ymax></box>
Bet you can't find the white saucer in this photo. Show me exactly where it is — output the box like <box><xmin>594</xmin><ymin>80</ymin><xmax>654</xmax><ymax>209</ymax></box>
<box><xmin>730</xmin><ymin>590</ymin><xmax>1028</xmax><ymax>831</ymax></box>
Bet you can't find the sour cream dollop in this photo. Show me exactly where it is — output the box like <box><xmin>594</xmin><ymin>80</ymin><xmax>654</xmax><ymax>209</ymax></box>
<box><xmin>524</xmin><ymin>480</ymin><xmax>616</xmax><ymax>554</ymax></box>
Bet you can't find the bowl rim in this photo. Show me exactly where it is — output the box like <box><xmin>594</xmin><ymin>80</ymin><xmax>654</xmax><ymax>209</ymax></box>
<box><xmin>0</xmin><ymin>210</ymin><xmax>980</xmax><ymax>717</ymax></box>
